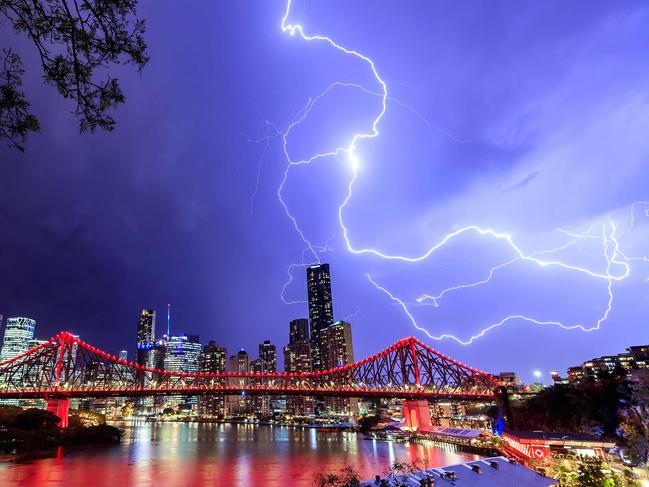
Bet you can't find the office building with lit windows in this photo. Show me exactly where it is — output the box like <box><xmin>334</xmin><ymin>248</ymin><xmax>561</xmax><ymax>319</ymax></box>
<box><xmin>566</xmin><ymin>344</ymin><xmax>649</xmax><ymax>384</ymax></box>
<box><xmin>227</xmin><ymin>349</ymin><xmax>252</xmax><ymax>416</ymax></box>
<box><xmin>198</xmin><ymin>341</ymin><xmax>227</xmax><ymax>417</ymax></box>
<box><xmin>320</xmin><ymin>320</ymin><xmax>356</xmax><ymax>416</ymax></box>
<box><xmin>307</xmin><ymin>264</ymin><xmax>334</xmax><ymax>372</ymax></box>
<box><xmin>289</xmin><ymin>318</ymin><xmax>309</xmax><ymax>345</ymax></box>
<box><xmin>136</xmin><ymin>309</ymin><xmax>156</xmax><ymax>367</ymax></box>
<box><xmin>163</xmin><ymin>334</ymin><xmax>201</xmax><ymax>373</ymax></box>
<box><xmin>0</xmin><ymin>317</ymin><xmax>36</xmax><ymax>363</ymax></box>
<box><xmin>284</xmin><ymin>325</ymin><xmax>313</xmax><ymax>416</ymax></box>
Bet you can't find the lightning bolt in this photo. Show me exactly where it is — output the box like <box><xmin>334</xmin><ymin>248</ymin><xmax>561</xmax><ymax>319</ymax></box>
<box><xmin>275</xmin><ymin>1</ymin><xmax>648</xmax><ymax>342</ymax></box>
<box><xmin>367</xmin><ymin>220</ymin><xmax>623</xmax><ymax>345</ymax></box>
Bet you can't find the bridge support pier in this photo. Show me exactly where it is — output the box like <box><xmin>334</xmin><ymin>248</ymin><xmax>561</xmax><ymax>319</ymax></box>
<box><xmin>402</xmin><ymin>400</ymin><xmax>432</xmax><ymax>431</ymax></box>
<box><xmin>46</xmin><ymin>398</ymin><xmax>70</xmax><ymax>428</ymax></box>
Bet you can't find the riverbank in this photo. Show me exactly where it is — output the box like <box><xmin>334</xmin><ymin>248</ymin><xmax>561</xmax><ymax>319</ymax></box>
<box><xmin>0</xmin><ymin>406</ymin><xmax>122</xmax><ymax>454</ymax></box>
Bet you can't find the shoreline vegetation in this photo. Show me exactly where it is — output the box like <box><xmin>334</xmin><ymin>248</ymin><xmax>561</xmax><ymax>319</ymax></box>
<box><xmin>0</xmin><ymin>405</ymin><xmax>122</xmax><ymax>453</ymax></box>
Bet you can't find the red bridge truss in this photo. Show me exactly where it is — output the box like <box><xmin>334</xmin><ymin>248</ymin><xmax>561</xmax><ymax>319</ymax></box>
<box><xmin>0</xmin><ymin>332</ymin><xmax>499</xmax><ymax>401</ymax></box>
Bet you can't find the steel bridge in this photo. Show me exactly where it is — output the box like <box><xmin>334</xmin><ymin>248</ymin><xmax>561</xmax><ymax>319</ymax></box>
<box><xmin>0</xmin><ymin>332</ymin><xmax>500</xmax><ymax>427</ymax></box>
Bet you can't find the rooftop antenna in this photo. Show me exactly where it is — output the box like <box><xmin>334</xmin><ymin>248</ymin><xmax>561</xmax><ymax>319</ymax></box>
<box><xmin>167</xmin><ymin>303</ymin><xmax>171</xmax><ymax>338</ymax></box>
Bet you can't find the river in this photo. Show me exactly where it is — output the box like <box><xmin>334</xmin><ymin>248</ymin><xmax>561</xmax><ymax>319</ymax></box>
<box><xmin>0</xmin><ymin>422</ymin><xmax>481</xmax><ymax>486</ymax></box>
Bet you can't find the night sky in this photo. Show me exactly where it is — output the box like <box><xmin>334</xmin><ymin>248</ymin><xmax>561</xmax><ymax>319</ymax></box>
<box><xmin>1</xmin><ymin>1</ymin><xmax>648</xmax><ymax>383</ymax></box>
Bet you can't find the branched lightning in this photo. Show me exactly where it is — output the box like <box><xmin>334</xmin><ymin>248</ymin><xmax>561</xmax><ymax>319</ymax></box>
<box><xmin>274</xmin><ymin>0</ymin><xmax>649</xmax><ymax>342</ymax></box>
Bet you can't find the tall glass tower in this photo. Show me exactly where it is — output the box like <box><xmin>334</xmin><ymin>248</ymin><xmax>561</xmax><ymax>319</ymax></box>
<box><xmin>307</xmin><ymin>264</ymin><xmax>334</xmax><ymax>372</ymax></box>
<box><xmin>289</xmin><ymin>318</ymin><xmax>309</xmax><ymax>345</ymax></box>
<box><xmin>0</xmin><ymin>317</ymin><xmax>36</xmax><ymax>362</ymax></box>
<box><xmin>136</xmin><ymin>309</ymin><xmax>156</xmax><ymax>367</ymax></box>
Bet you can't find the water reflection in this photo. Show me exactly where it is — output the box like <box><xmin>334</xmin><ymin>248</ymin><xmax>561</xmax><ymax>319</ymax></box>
<box><xmin>0</xmin><ymin>423</ymin><xmax>480</xmax><ymax>486</ymax></box>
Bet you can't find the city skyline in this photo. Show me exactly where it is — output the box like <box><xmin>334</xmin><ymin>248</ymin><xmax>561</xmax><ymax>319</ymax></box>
<box><xmin>1</xmin><ymin>2</ymin><xmax>648</xmax><ymax>386</ymax></box>
<box><xmin>1</xmin><ymin>2</ymin><xmax>648</xmax><ymax>484</ymax></box>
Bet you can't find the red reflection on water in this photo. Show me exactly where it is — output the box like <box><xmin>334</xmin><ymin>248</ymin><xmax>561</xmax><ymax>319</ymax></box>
<box><xmin>0</xmin><ymin>423</ymin><xmax>481</xmax><ymax>486</ymax></box>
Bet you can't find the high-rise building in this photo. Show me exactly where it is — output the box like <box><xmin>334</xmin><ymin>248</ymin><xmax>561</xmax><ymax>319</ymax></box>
<box><xmin>284</xmin><ymin>338</ymin><xmax>313</xmax><ymax>416</ymax></box>
<box><xmin>0</xmin><ymin>317</ymin><xmax>36</xmax><ymax>362</ymax></box>
<box><xmin>321</xmin><ymin>321</ymin><xmax>354</xmax><ymax>371</ymax></box>
<box><xmin>307</xmin><ymin>264</ymin><xmax>334</xmax><ymax>372</ymax></box>
<box><xmin>258</xmin><ymin>341</ymin><xmax>277</xmax><ymax>373</ymax></box>
<box><xmin>119</xmin><ymin>350</ymin><xmax>128</xmax><ymax>362</ymax></box>
<box><xmin>198</xmin><ymin>341</ymin><xmax>227</xmax><ymax>418</ymax></box>
<box><xmin>136</xmin><ymin>309</ymin><xmax>156</xmax><ymax>367</ymax></box>
<box><xmin>253</xmin><ymin>341</ymin><xmax>277</xmax><ymax>416</ymax></box>
<box><xmin>320</xmin><ymin>320</ymin><xmax>356</xmax><ymax>416</ymax></box>
<box><xmin>161</xmin><ymin>334</ymin><xmax>201</xmax><ymax>412</ymax></box>
<box><xmin>227</xmin><ymin>349</ymin><xmax>252</xmax><ymax>416</ymax></box>
<box><xmin>163</xmin><ymin>334</ymin><xmax>201</xmax><ymax>373</ymax></box>
<box><xmin>289</xmin><ymin>319</ymin><xmax>309</xmax><ymax>345</ymax></box>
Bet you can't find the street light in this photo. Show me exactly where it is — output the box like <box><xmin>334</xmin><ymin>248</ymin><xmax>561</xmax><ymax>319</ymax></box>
<box><xmin>533</xmin><ymin>370</ymin><xmax>542</xmax><ymax>384</ymax></box>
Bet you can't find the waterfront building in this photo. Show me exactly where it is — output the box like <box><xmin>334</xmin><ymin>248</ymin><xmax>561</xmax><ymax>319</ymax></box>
<box><xmin>253</xmin><ymin>340</ymin><xmax>278</xmax><ymax>417</ymax></box>
<box><xmin>360</xmin><ymin>456</ymin><xmax>556</xmax><ymax>486</ymax></box>
<box><xmin>161</xmin><ymin>334</ymin><xmax>201</xmax><ymax>412</ymax></box>
<box><xmin>0</xmin><ymin>317</ymin><xmax>36</xmax><ymax>363</ymax></box>
<box><xmin>320</xmin><ymin>320</ymin><xmax>356</xmax><ymax>416</ymax></box>
<box><xmin>284</xmin><ymin>339</ymin><xmax>313</xmax><ymax>416</ymax></box>
<box><xmin>226</xmin><ymin>349</ymin><xmax>252</xmax><ymax>416</ymax></box>
<box><xmin>307</xmin><ymin>264</ymin><xmax>334</xmax><ymax>372</ymax></box>
<box><xmin>198</xmin><ymin>341</ymin><xmax>227</xmax><ymax>418</ymax></box>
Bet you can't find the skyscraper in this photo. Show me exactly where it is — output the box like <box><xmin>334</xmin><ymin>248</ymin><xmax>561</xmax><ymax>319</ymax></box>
<box><xmin>321</xmin><ymin>321</ymin><xmax>354</xmax><ymax>370</ymax></box>
<box><xmin>289</xmin><ymin>318</ymin><xmax>309</xmax><ymax>345</ymax></box>
<box><xmin>0</xmin><ymin>317</ymin><xmax>36</xmax><ymax>362</ymax></box>
<box><xmin>199</xmin><ymin>341</ymin><xmax>227</xmax><ymax>418</ymax></box>
<box><xmin>227</xmin><ymin>349</ymin><xmax>252</xmax><ymax>416</ymax></box>
<box><xmin>284</xmin><ymin>332</ymin><xmax>313</xmax><ymax>417</ymax></box>
<box><xmin>320</xmin><ymin>320</ymin><xmax>356</xmax><ymax>416</ymax></box>
<box><xmin>136</xmin><ymin>309</ymin><xmax>156</xmax><ymax>367</ymax></box>
<box><xmin>163</xmin><ymin>334</ymin><xmax>201</xmax><ymax>373</ymax></box>
<box><xmin>254</xmin><ymin>341</ymin><xmax>277</xmax><ymax>416</ymax></box>
<box><xmin>307</xmin><ymin>264</ymin><xmax>334</xmax><ymax>372</ymax></box>
<box><xmin>258</xmin><ymin>341</ymin><xmax>277</xmax><ymax>373</ymax></box>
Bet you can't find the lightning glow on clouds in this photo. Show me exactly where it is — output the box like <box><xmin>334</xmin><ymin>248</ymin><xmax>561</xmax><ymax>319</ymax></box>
<box><xmin>273</xmin><ymin>0</ymin><xmax>648</xmax><ymax>344</ymax></box>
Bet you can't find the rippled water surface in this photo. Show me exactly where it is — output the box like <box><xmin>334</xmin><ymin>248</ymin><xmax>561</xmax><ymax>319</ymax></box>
<box><xmin>0</xmin><ymin>422</ymin><xmax>480</xmax><ymax>486</ymax></box>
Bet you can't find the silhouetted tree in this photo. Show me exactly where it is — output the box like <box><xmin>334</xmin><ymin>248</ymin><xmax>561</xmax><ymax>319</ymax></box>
<box><xmin>13</xmin><ymin>408</ymin><xmax>60</xmax><ymax>430</ymax></box>
<box><xmin>0</xmin><ymin>0</ymin><xmax>148</xmax><ymax>151</ymax></box>
<box><xmin>512</xmin><ymin>375</ymin><xmax>632</xmax><ymax>437</ymax></box>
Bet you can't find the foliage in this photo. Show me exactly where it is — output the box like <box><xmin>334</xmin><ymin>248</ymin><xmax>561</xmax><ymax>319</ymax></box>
<box><xmin>0</xmin><ymin>0</ymin><xmax>148</xmax><ymax>151</ymax></box>
<box><xmin>162</xmin><ymin>407</ymin><xmax>176</xmax><ymax>416</ymax></box>
<box><xmin>384</xmin><ymin>460</ymin><xmax>428</xmax><ymax>479</ymax></box>
<box><xmin>512</xmin><ymin>373</ymin><xmax>631</xmax><ymax>437</ymax></box>
<box><xmin>69</xmin><ymin>409</ymin><xmax>106</xmax><ymax>427</ymax></box>
<box><xmin>0</xmin><ymin>49</ymin><xmax>39</xmax><ymax>151</ymax></box>
<box><xmin>0</xmin><ymin>405</ymin><xmax>122</xmax><ymax>452</ymax></box>
<box><xmin>13</xmin><ymin>408</ymin><xmax>61</xmax><ymax>430</ymax></box>
<box><xmin>313</xmin><ymin>466</ymin><xmax>360</xmax><ymax>487</ymax></box>
<box><xmin>623</xmin><ymin>370</ymin><xmax>649</xmax><ymax>465</ymax></box>
<box><xmin>0</xmin><ymin>404</ymin><xmax>24</xmax><ymax>426</ymax></box>
<box><xmin>547</xmin><ymin>457</ymin><xmax>640</xmax><ymax>487</ymax></box>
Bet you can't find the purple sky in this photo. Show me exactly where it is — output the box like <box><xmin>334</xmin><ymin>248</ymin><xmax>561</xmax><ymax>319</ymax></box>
<box><xmin>1</xmin><ymin>1</ymin><xmax>648</xmax><ymax>383</ymax></box>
